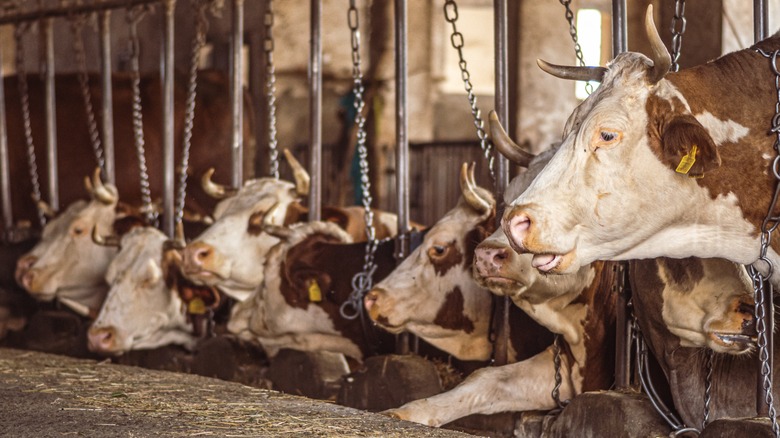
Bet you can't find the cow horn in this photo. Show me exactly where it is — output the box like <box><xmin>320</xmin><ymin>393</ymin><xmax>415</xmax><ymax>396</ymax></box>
<box><xmin>536</xmin><ymin>59</ymin><xmax>607</xmax><ymax>83</ymax></box>
<box><xmin>91</xmin><ymin>225</ymin><xmax>121</xmax><ymax>248</ymax></box>
<box><xmin>89</xmin><ymin>168</ymin><xmax>118</xmax><ymax>205</ymax></box>
<box><xmin>201</xmin><ymin>168</ymin><xmax>237</xmax><ymax>200</ymax></box>
<box><xmin>283</xmin><ymin>149</ymin><xmax>310</xmax><ymax>196</ymax></box>
<box><xmin>36</xmin><ymin>200</ymin><xmax>57</xmax><ymax>219</ymax></box>
<box><xmin>261</xmin><ymin>202</ymin><xmax>292</xmax><ymax>239</ymax></box>
<box><xmin>645</xmin><ymin>5</ymin><xmax>672</xmax><ymax>84</ymax></box>
<box><xmin>459</xmin><ymin>162</ymin><xmax>491</xmax><ymax>215</ymax></box>
<box><xmin>488</xmin><ymin>111</ymin><xmax>535</xmax><ymax>167</ymax></box>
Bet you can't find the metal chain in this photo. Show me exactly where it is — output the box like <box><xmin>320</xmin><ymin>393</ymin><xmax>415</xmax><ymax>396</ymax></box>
<box><xmin>176</xmin><ymin>0</ymin><xmax>210</xmax><ymax>226</ymax></box>
<box><xmin>342</xmin><ymin>0</ymin><xmax>378</xmax><ymax>321</ymax></box>
<box><xmin>670</xmin><ymin>0</ymin><xmax>687</xmax><ymax>73</ymax></box>
<box><xmin>13</xmin><ymin>23</ymin><xmax>45</xmax><ymax>228</ymax></box>
<box><xmin>264</xmin><ymin>0</ymin><xmax>279</xmax><ymax>179</ymax></box>
<box><xmin>551</xmin><ymin>334</ymin><xmax>571</xmax><ymax>410</ymax></box>
<box><xmin>126</xmin><ymin>6</ymin><xmax>156</xmax><ymax>225</ymax></box>
<box><xmin>702</xmin><ymin>348</ymin><xmax>713</xmax><ymax>430</ymax></box>
<box><xmin>558</xmin><ymin>0</ymin><xmax>592</xmax><ymax>95</ymax></box>
<box><xmin>752</xmin><ymin>47</ymin><xmax>780</xmax><ymax>438</ymax></box>
<box><xmin>443</xmin><ymin>0</ymin><xmax>494</xmax><ymax>182</ymax></box>
<box><xmin>68</xmin><ymin>12</ymin><xmax>105</xmax><ymax>176</ymax></box>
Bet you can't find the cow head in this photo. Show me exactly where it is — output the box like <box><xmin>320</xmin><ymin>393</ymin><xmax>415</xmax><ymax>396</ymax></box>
<box><xmin>364</xmin><ymin>164</ymin><xmax>496</xmax><ymax>361</ymax></box>
<box><xmin>500</xmin><ymin>5</ymin><xmax>770</xmax><ymax>275</ymax></box>
<box><xmin>180</xmin><ymin>150</ymin><xmax>309</xmax><ymax>302</ymax></box>
<box><xmin>227</xmin><ymin>221</ymin><xmax>371</xmax><ymax>360</ymax></box>
<box><xmin>88</xmin><ymin>227</ymin><xmax>195</xmax><ymax>355</ymax></box>
<box><xmin>15</xmin><ymin>169</ymin><xmax>123</xmax><ymax>315</ymax></box>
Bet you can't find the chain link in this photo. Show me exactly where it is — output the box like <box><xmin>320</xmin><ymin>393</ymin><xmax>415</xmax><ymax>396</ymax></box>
<box><xmin>68</xmin><ymin>12</ymin><xmax>105</xmax><ymax>176</ymax></box>
<box><xmin>752</xmin><ymin>47</ymin><xmax>780</xmax><ymax>438</ymax></box>
<box><xmin>702</xmin><ymin>348</ymin><xmax>713</xmax><ymax>430</ymax></box>
<box><xmin>176</xmin><ymin>0</ymin><xmax>211</xmax><ymax>226</ymax></box>
<box><xmin>14</xmin><ymin>23</ymin><xmax>45</xmax><ymax>228</ymax></box>
<box><xmin>443</xmin><ymin>0</ymin><xmax>494</xmax><ymax>182</ymax></box>
<box><xmin>558</xmin><ymin>0</ymin><xmax>592</xmax><ymax>95</ymax></box>
<box><xmin>551</xmin><ymin>334</ymin><xmax>571</xmax><ymax>410</ymax></box>
<box><xmin>264</xmin><ymin>0</ymin><xmax>279</xmax><ymax>179</ymax></box>
<box><xmin>670</xmin><ymin>0</ymin><xmax>687</xmax><ymax>73</ymax></box>
<box><xmin>126</xmin><ymin>6</ymin><xmax>156</xmax><ymax>225</ymax></box>
<box><xmin>342</xmin><ymin>0</ymin><xmax>378</xmax><ymax>321</ymax></box>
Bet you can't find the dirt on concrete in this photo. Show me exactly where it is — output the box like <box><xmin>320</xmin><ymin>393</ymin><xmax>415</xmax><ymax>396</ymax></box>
<box><xmin>0</xmin><ymin>347</ymin><xmax>473</xmax><ymax>437</ymax></box>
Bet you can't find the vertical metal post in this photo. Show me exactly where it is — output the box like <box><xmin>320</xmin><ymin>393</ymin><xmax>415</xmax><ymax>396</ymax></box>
<box><xmin>308</xmin><ymin>0</ymin><xmax>322</xmax><ymax>221</ymax></box>
<box><xmin>231</xmin><ymin>0</ymin><xmax>244</xmax><ymax>188</ymax></box>
<box><xmin>611</xmin><ymin>0</ymin><xmax>631</xmax><ymax>390</ymax></box>
<box><xmin>492</xmin><ymin>0</ymin><xmax>511</xmax><ymax>367</ymax></box>
<box><xmin>754</xmin><ymin>0</ymin><xmax>768</xmax><ymax>42</ymax></box>
<box><xmin>755</xmin><ymin>0</ymin><xmax>772</xmax><ymax>417</ymax></box>
<box><xmin>99</xmin><ymin>11</ymin><xmax>115</xmax><ymax>185</ymax></box>
<box><xmin>43</xmin><ymin>18</ymin><xmax>59</xmax><ymax>212</ymax></box>
<box><xmin>394</xmin><ymin>0</ymin><xmax>410</xmax><ymax>355</ymax></box>
<box><xmin>611</xmin><ymin>0</ymin><xmax>627</xmax><ymax>58</ymax></box>
<box><xmin>0</xmin><ymin>47</ymin><xmax>11</xmax><ymax>231</ymax></box>
<box><xmin>162</xmin><ymin>0</ymin><xmax>176</xmax><ymax>238</ymax></box>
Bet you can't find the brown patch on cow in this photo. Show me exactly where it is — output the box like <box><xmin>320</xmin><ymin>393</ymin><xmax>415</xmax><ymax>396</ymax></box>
<box><xmin>283</xmin><ymin>202</ymin><xmax>308</xmax><ymax>226</ymax></box>
<box><xmin>433</xmin><ymin>287</ymin><xmax>475</xmax><ymax>334</ymax></box>
<box><xmin>463</xmin><ymin>210</ymin><xmax>496</xmax><ymax>271</ymax></box>
<box><xmin>507</xmin><ymin>303</ymin><xmax>555</xmax><ymax>363</ymax></box>
<box><xmin>577</xmin><ymin>260</ymin><xmax>618</xmax><ymax>392</ymax></box>
<box><xmin>657</xmin><ymin>257</ymin><xmax>704</xmax><ymax>293</ymax></box>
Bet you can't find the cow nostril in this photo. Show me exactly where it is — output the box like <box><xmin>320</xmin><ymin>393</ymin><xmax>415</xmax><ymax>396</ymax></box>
<box><xmin>196</xmin><ymin>248</ymin><xmax>211</xmax><ymax>261</ymax></box>
<box><xmin>509</xmin><ymin>213</ymin><xmax>531</xmax><ymax>232</ymax></box>
<box><xmin>494</xmin><ymin>249</ymin><xmax>509</xmax><ymax>261</ymax></box>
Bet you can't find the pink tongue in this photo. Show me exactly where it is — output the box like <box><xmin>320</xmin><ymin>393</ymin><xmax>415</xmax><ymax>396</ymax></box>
<box><xmin>531</xmin><ymin>254</ymin><xmax>556</xmax><ymax>269</ymax></box>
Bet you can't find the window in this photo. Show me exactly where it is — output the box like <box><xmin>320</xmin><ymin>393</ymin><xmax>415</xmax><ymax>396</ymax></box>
<box><xmin>575</xmin><ymin>8</ymin><xmax>602</xmax><ymax>100</ymax></box>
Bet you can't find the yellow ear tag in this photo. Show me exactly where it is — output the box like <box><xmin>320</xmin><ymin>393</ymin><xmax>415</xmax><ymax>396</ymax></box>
<box><xmin>308</xmin><ymin>280</ymin><xmax>322</xmax><ymax>302</ymax></box>
<box><xmin>675</xmin><ymin>144</ymin><xmax>698</xmax><ymax>174</ymax></box>
<box><xmin>188</xmin><ymin>297</ymin><xmax>207</xmax><ymax>315</ymax></box>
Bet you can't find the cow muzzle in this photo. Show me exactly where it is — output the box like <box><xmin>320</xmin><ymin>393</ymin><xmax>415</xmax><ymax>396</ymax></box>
<box><xmin>15</xmin><ymin>254</ymin><xmax>37</xmax><ymax>289</ymax></box>
<box><xmin>501</xmin><ymin>206</ymin><xmax>574</xmax><ymax>274</ymax></box>
<box><xmin>181</xmin><ymin>242</ymin><xmax>222</xmax><ymax>282</ymax></box>
<box><xmin>87</xmin><ymin>326</ymin><xmax>119</xmax><ymax>355</ymax></box>
<box><xmin>473</xmin><ymin>244</ymin><xmax>512</xmax><ymax>279</ymax></box>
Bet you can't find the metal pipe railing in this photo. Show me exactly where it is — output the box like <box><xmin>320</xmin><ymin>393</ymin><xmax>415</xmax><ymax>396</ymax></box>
<box><xmin>99</xmin><ymin>10</ymin><xmax>115</xmax><ymax>185</ymax></box>
<box><xmin>0</xmin><ymin>46</ymin><xmax>12</xmax><ymax>231</ymax></box>
<box><xmin>43</xmin><ymin>18</ymin><xmax>59</xmax><ymax>212</ymax></box>
<box><xmin>231</xmin><ymin>0</ymin><xmax>244</xmax><ymax>188</ymax></box>
<box><xmin>611</xmin><ymin>0</ymin><xmax>627</xmax><ymax>58</ymax></box>
<box><xmin>0</xmin><ymin>0</ymin><xmax>161</xmax><ymax>25</ymax></box>
<box><xmin>308</xmin><ymin>0</ymin><xmax>322</xmax><ymax>221</ymax></box>
<box><xmin>754</xmin><ymin>0</ymin><xmax>768</xmax><ymax>42</ymax></box>
<box><xmin>161</xmin><ymin>0</ymin><xmax>176</xmax><ymax>237</ymax></box>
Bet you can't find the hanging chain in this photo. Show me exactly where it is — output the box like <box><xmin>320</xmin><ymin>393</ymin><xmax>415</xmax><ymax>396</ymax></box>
<box><xmin>14</xmin><ymin>23</ymin><xmax>45</xmax><ymax>228</ymax></box>
<box><xmin>341</xmin><ymin>0</ymin><xmax>378</xmax><ymax>321</ymax></box>
<box><xmin>551</xmin><ymin>334</ymin><xmax>571</xmax><ymax>410</ymax></box>
<box><xmin>264</xmin><ymin>0</ymin><xmax>279</xmax><ymax>179</ymax></box>
<box><xmin>752</xmin><ymin>47</ymin><xmax>780</xmax><ymax>438</ymax></box>
<box><xmin>126</xmin><ymin>6</ymin><xmax>156</xmax><ymax>225</ymax></box>
<box><xmin>558</xmin><ymin>0</ymin><xmax>592</xmax><ymax>95</ymax></box>
<box><xmin>669</xmin><ymin>0</ymin><xmax>687</xmax><ymax>72</ymax></box>
<box><xmin>443</xmin><ymin>0</ymin><xmax>494</xmax><ymax>182</ymax></box>
<box><xmin>702</xmin><ymin>348</ymin><xmax>714</xmax><ymax>430</ymax></box>
<box><xmin>176</xmin><ymin>0</ymin><xmax>210</xmax><ymax>226</ymax></box>
<box><xmin>68</xmin><ymin>12</ymin><xmax>105</xmax><ymax>176</ymax></box>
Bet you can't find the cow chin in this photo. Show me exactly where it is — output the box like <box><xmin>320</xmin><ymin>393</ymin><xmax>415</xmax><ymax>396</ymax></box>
<box><xmin>708</xmin><ymin>332</ymin><xmax>756</xmax><ymax>355</ymax></box>
<box><xmin>531</xmin><ymin>250</ymin><xmax>578</xmax><ymax>275</ymax></box>
<box><xmin>474</xmin><ymin>275</ymin><xmax>523</xmax><ymax>297</ymax></box>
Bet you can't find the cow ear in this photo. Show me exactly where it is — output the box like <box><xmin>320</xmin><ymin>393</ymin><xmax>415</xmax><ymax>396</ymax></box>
<box><xmin>283</xmin><ymin>202</ymin><xmax>309</xmax><ymax>226</ymax></box>
<box><xmin>661</xmin><ymin>115</ymin><xmax>721</xmax><ymax>177</ymax></box>
<box><xmin>322</xmin><ymin>206</ymin><xmax>348</xmax><ymax>230</ymax></box>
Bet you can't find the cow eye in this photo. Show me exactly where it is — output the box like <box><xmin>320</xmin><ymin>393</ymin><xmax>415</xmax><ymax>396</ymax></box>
<box><xmin>428</xmin><ymin>245</ymin><xmax>446</xmax><ymax>259</ymax></box>
<box><xmin>72</xmin><ymin>227</ymin><xmax>84</xmax><ymax>236</ymax></box>
<box><xmin>600</xmin><ymin>131</ymin><xmax>617</xmax><ymax>142</ymax></box>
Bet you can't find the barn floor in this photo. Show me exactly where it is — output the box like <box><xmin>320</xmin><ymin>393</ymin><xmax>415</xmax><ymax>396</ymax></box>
<box><xmin>0</xmin><ymin>348</ymin><xmax>472</xmax><ymax>437</ymax></box>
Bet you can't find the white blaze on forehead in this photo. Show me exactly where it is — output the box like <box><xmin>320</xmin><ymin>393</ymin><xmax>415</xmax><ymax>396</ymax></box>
<box><xmin>694</xmin><ymin>111</ymin><xmax>749</xmax><ymax>146</ymax></box>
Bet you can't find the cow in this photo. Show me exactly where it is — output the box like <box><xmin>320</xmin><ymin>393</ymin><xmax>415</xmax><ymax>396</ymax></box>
<box><xmin>378</xmin><ymin>163</ymin><xmax>615</xmax><ymax>427</ymax></box>
<box><xmin>14</xmin><ymin>170</ymin><xmax>124</xmax><ymax>317</ymax></box>
<box><xmin>628</xmin><ymin>257</ymin><xmax>780</xmax><ymax>429</ymax></box>
<box><xmin>498</xmin><ymin>6</ymin><xmax>780</xmax><ymax>287</ymax></box>
<box><xmin>3</xmin><ymin>71</ymin><xmax>253</xmax><ymax>233</ymax></box>
<box><xmin>180</xmin><ymin>150</ymin><xmax>401</xmax><ymax>303</ymax></box>
<box><xmin>87</xmin><ymin>226</ymin><xmax>195</xmax><ymax>355</ymax></box>
<box><xmin>227</xmin><ymin>220</ymin><xmax>398</xmax><ymax>361</ymax></box>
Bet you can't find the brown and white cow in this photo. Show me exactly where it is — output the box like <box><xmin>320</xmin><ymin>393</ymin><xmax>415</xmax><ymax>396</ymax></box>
<box><xmin>227</xmin><ymin>220</ymin><xmax>398</xmax><ymax>360</ymax></box>
<box><xmin>500</xmin><ymin>6</ymin><xmax>780</xmax><ymax>285</ymax></box>
<box><xmin>14</xmin><ymin>171</ymin><xmax>124</xmax><ymax>317</ymax></box>
<box><xmin>629</xmin><ymin>257</ymin><xmax>776</xmax><ymax>428</ymax></box>
<box><xmin>88</xmin><ymin>226</ymin><xmax>195</xmax><ymax>355</ymax></box>
<box><xmin>381</xmin><ymin>164</ymin><xmax>615</xmax><ymax>427</ymax></box>
<box><xmin>180</xmin><ymin>151</ymin><xmax>400</xmax><ymax>302</ymax></box>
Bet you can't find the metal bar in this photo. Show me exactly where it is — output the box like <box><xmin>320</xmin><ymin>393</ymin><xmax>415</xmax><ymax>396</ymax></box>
<box><xmin>308</xmin><ymin>0</ymin><xmax>322</xmax><ymax>221</ymax></box>
<box><xmin>161</xmin><ymin>0</ymin><xmax>175</xmax><ymax>237</ymax></box>
<box><xmin>611</xmin><ymin>0</ymin><xmax>631</xmax><ymax>390</ymax></box>
<box><xmin>492</xmin><ymin>0</ymin><xmax>510</xmax><ymax>367</ymax></box>
<box><xmin>0</xmin><ymin>0</ymin><xmax>162</xmax><ymax>26</ymax></box>
<box><xmin>394</xmin><ymin>0</ymin><xmax>410</xmax><ymax>356</ymax></box>
<box><xmin>754</xmin><ymin>0</ymin><xmax>768</xmax><ymax>42</ymax></box>
<box><xmin>231</xmin><ymin>0</ymin><xmax>244</xmax><ymax>188</ymax></box>
<box><xmin>99</xmin><ymin>10</ymin><xmax>115</xmax><ymax>185</ymax></box>
<box><xmin>611</xmin><ymin>0</ymin><xmax>627</xmax><ymax>58</ymax></box>
<box><xmin>0</xmin><ymin>46</ymin><xmax>11</xmax><ymax>230</ymax></box>
<box><xmin>43</xmin><ymin>18</ymin><xmax>59</xmax><ymax>212</ymax></box>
